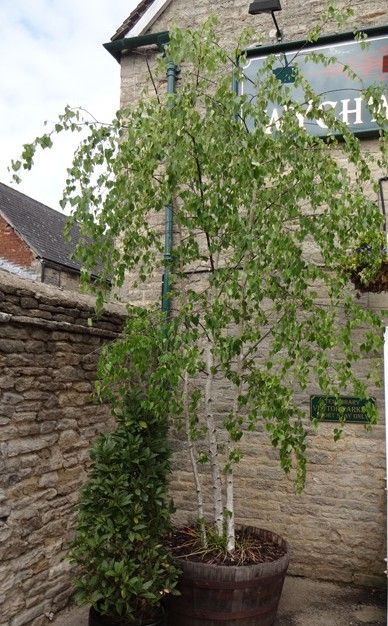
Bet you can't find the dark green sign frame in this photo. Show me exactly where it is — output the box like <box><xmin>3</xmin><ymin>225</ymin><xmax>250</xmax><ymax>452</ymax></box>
<box><xmin>241</xmin><ymin>25</ymin><xmax>388</xmax><ymax>138</ymax></box>
<box><xmin>310</xmin><ymin>395</ymin><xmax>377</xmax><ymax>423</ymax></box>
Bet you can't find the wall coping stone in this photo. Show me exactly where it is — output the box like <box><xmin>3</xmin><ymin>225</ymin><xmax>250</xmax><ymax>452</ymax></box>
<box><xmin>0</xmin><ymin>269</ymin><xmax>127</xmax><ymax>334</ymax></box>
<box><xmin>0</xmin><ymin>312</ymin><xmax>121</xmax><ymax>339</ymax></box>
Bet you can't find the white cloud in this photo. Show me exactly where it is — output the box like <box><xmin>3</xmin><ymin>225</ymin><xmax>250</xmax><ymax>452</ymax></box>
<box><xmin>0</xmin><ymin>0</ymin><xmax>139</xmax><ymax>213</ymax></box>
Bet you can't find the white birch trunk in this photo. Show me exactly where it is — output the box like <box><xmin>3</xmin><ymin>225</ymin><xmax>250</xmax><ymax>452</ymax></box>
<box><xmin>183</xmin><ymin>371</ymin><xmax>207</xmax><ymax>546</ymax></box>
<box><xmin>226</xmin><ymin>312</ymin><xmax>245</xmax><ymax>553</ymax></box>
<box><xmin>226</xmin><ymin>379</ymin><xmax>240</xmax><ymax>553</ymax></box>
<box><xmin>205</xmin><ymin>343</ymin><xmax>224</xmax><ymax>536</ymax></box>
<box><xmin>226</xmin><ymin>472</ymin><xmax>235</xmax><ymax>552</ymax></box>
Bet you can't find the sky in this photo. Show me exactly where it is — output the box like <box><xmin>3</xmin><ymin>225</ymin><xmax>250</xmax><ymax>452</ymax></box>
<box><xmin>0</xmin><ymin>0</ymin><xmax>140</xmax><ymax>213</ymax></box>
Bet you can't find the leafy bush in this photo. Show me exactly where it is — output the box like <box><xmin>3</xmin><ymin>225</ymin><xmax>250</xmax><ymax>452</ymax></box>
<box><xmin>69</xmin><ymin>393</ymin><xmax>179</xmax><ymax>621</ymax></box>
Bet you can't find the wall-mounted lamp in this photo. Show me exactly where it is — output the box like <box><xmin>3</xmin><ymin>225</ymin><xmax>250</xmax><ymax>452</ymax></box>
<box><xmin>248</xmin><ymin>0</ymin><xmax>283</xmax><ymax>42</ymax></box>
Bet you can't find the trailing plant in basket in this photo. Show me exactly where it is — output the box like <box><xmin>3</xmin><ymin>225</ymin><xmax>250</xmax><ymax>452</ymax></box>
<box><xmin>12</xmin><ymin>4</ymin><xmax>387</xmax><ymax>557</ymax></box>
<box><xmin>69</xmin><ymin>365</ymin><xmax>180</xmax><ymax>622</ymax></box>
<box><xmin>342</xmin><ymin>230</ymin><xmax>388</xmax><ymax>292</ymax></box>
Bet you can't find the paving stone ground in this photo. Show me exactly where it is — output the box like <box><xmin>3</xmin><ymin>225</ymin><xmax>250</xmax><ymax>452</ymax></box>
<box><xmin>52</xmin><ymin>576</ymin><xmax>386</xmax><ymax>626</ymax></box>
<box><xmin>275</xmin><ymin>576</ymin><xmax>386</xmax><ymax>625</ymax></box>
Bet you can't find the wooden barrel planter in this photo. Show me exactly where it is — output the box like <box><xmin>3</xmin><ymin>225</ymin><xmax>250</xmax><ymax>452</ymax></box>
<box><xmin>89</xmin><ymin>607</ymin><xmax>165</xmax><ymax>626</ymax></box>
<box><xmin>166</xmin><ymin>528</ymin><xmax>289</xmax><ymax>626</ymax></box>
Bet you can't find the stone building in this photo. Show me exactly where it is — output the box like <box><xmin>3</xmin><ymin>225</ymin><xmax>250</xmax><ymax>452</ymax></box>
<box><xmin>104</xmin><ymin>0</ymin><xmax>388</xmax><ymax>587</ymax></box>
<box><xmin>0</xmin><ymin>3</ymin><xmax>387</xmax><ymax>625</ymax></box>
<box><xmin>0</xmin><ymin>182</ymin><xmax>97</xmax><ymax>292</ymax></box>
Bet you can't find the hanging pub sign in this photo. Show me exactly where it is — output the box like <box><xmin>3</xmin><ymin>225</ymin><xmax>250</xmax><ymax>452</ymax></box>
<box><xmin>241</xmin><ymin>26</ymin><xmax>388</xmax><ymax>137</ymax></box>
<box><xmin>310</xmin><ymin>395</ymin><xmax>377</xmax><ymax>423</ymax></box>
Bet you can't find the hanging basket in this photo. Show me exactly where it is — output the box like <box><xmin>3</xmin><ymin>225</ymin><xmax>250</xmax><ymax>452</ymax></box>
<box><xmin>350</xmin><ymin>261</ymin><xmax>388</xmax><ymax>293</ymax></box>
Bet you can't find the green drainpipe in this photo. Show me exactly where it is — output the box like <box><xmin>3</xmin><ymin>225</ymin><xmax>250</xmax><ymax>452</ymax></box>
<box><xmin>161</xmin><ymin>62</ymin><xmax>179</xmax><ymax>317</ymax></box>
<box><xmin>103</xmin><ymin>32</ymin><xmax>178</xmax><ymax>316</ymax></box>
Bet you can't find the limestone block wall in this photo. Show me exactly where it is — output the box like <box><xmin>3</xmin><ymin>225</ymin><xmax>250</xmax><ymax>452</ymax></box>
<box><xmin>116</xmin><ymin>0</ymin><xmax>388</xmax><ymax>586</ymax></box>
<box><xmin>149</xmin><ymin>0</ymin><xmax>387</xmax><ymax>43</ymax></box>
<box><xmin>0</xmin><ymin>270</ymin><xmax>125</xmax><ymax>626</ymax></box>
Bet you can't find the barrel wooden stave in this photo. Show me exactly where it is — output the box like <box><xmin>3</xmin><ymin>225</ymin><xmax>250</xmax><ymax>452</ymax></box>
<box><xmin>167</xmin><ymin>528</ymin><xmax>289</xmax><ymax>626</ymax></box>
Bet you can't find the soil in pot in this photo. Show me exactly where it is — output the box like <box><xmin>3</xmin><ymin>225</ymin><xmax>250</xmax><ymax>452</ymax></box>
<box><xmin>165</xmin><ymin>526</ymin><xmax>289</xmax><ymax>626</ymax></box>
<box><xmin>89</xmin><ymin>606</ymin><xmax>165</xmax><ymax>626</ymax></box>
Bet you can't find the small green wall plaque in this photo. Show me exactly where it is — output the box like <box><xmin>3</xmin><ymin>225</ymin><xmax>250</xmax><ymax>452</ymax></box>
<box><xmin>310</xmin><ymin>395</ymin><xmax>376</xmax><ymax>423</ymax></box>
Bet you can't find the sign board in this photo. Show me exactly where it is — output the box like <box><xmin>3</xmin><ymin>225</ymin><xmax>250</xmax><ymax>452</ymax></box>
<box><xmin>310</xmin><ymin>395</ymin><xmax>376</xmax><ymax>423</ymax></box>
<box><xmin>241</xmin><ymin>26</ymin><xmax>388</xmax><ymax>137</ymax></box>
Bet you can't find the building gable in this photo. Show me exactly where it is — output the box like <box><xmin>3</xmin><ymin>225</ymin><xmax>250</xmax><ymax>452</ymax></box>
<box><xmin>0</xmin><ymin>182</ymin><xmax>85</xmax><ymax>275</ymax></box>
<box><xmin>0</xmin><ymin>213</ymin><xmax>36</xmax><ymax>271</ymax></box>
<box><xmin>111</xmin><ymin>0</ymin><xmax>173</xmax><ymax>39</ymax></box>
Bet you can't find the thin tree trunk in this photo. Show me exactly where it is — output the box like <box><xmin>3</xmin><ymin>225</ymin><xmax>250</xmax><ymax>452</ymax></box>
<box><xmin>184</xmin><ymin>371</ymin><xmax>207</xmax><ymax>547</ymax></box>
<box><xmin>226</xmin><ymin>380</ymin><xmax>241</xmax><ymax>553</ymax></box>
<box><xmin>205</xmin><ymin>343</ymin><xmax>224</xmax><ymax>536</ymax></box>
<box><xmin>226</xmin><ymin>472</ymin><xmax>235</xmax><ymax>552</ymax></box>
<box><xmin>226</xmin><ymin>303</ymin><xmax>245</xmax><ymax>553</ymax></box>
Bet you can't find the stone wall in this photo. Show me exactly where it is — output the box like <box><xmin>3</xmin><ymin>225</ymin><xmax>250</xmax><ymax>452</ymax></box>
<box><xmin>0</xmin><ymin>270</ymin><xmax>125</xmax><ymax>626</ymax></box>
<box><xmin>117</xmin><ymin>0</ymin><xmax>388</xmax><ymax>586</ymax></box>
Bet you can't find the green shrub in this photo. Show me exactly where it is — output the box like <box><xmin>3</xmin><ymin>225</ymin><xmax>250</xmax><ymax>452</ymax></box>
<box><xmin>69</xmin><ymin>394</ymin><xmax>179</xmax><ymax>621</ymax></box>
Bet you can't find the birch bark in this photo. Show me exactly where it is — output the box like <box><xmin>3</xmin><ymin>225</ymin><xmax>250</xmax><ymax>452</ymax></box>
<box><xmin>205</xmin><ymin>343</ymin><xmax>224</xmax><ymax>536</ymax></box>
<box><xmin>226</xmin><ymin>352</ymin><xmax>244</xmax><ymax>552</ymax></box>
<box><xmin>183</xmin><ymin>371</ymin><xmax>207</xmax><ymax>546</ymax></box>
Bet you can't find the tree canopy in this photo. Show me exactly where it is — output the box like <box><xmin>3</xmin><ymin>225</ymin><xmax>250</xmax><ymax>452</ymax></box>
<box><xmin>11</xmin><ymin>10</ymin><xmax>388</xmax><ymax>550</ymax></box>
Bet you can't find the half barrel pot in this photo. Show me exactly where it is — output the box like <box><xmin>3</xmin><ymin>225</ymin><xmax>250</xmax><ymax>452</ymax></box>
<box><xmin>166</xmin><ymin>528</ymin><xmax>289</xmax><ymax>626</ymax></box>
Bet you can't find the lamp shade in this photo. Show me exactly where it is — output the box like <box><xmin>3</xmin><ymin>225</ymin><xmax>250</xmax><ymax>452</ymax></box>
<box><xmin>248</xmin><ymin>0</ymin><xmax>282</xmax><ymax>14</ymax></box>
